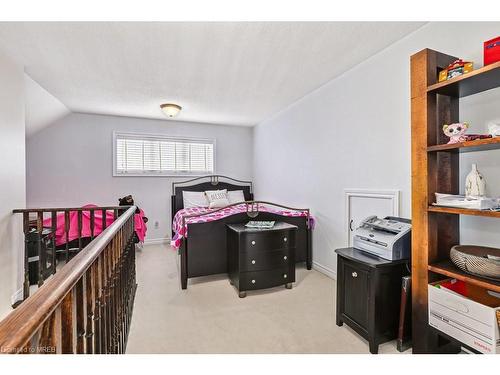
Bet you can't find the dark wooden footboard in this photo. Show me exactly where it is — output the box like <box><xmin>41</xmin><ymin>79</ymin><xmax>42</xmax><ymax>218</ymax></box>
<box><xmin>179</xmin><ymin>212</ymin><xmax>312</xmax><ymax>289</ymax></box>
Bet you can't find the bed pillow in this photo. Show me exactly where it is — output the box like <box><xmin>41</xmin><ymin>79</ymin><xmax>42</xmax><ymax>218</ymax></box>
<box><xmin>182</xmin><ymin>191</ymin><xmax>209</xmax><ymax>208</ymax></box>
<box><xmin>228</xmin><ymin>190</ymin><xmax>245</xmax><ymax>204</ymax></box>
<box><xmin>205</xmin><ymin>189</ymin><xmax>230</xmax><ymax>209</ymax></box>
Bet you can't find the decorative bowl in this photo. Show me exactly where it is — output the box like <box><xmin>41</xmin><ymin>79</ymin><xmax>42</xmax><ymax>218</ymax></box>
<box><xmin>450</xmin><ymin>245</ymin><xmax>500</xmax><ymax>280</ymax></box>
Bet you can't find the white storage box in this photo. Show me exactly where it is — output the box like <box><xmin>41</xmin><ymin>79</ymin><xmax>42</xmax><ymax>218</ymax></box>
<box><xmin>428</xmin><ymin>282</ymin><xmax>500</xmax><ymax>354</ymax></box>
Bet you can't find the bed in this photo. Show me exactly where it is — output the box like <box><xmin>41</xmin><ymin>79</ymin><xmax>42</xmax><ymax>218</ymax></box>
<box><xmin>42</xmin><ymin>205</ymin><xmax>147</xmax><ymax>248</ymax></box>
<box><xmin>170</xmin><ymin>175</ymin><xmax>313</xmax><ymax>289</ymax></box>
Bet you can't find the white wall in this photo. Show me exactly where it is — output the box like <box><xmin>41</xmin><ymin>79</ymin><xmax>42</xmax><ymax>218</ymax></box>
<box><xmin>253</xmin><ymin>22</ymin><xmax>500</xmax><ymax>277</ymax></box>
<box><xmin>0</xmin><ymin>50</ymin><xmax>26</xmax><ymax>318</ymax></box>
<box><xmin>27</xmin><ymin>113</ymin><xmax>253</xmax><ymax>241</ymax></box>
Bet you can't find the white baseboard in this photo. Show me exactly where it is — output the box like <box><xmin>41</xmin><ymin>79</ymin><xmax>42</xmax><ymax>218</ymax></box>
<box><xmin>144</xmin><ymin>237</ymin><xmax>170</xmax><ymax>245</ymax></box>
<box><xmin>11</xmin><ymin>288</ymin><xmax>23</xmax><ymax>306</ymax></box>
<box><xmin>312</xmin><ymin>261</ymin><xmax>337</xmax><ymax>280</ymax></box>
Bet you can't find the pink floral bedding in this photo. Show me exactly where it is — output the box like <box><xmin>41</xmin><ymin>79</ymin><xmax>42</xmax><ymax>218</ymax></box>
<box><xmin>171</xmin><ymin>203</ymin><xmax>313</xmax><ymax>249</ymax></box>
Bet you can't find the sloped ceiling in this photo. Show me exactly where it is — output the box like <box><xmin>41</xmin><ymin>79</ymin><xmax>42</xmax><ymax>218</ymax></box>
<box><xmin>0</xmin><ymin>22</ymin><xmax>425</xmax><ymax>129</ymax></box>
<box><xmin>25</xmin><ymin>74</ymin><xmax>70</xmax><ymax>136</ymax></box>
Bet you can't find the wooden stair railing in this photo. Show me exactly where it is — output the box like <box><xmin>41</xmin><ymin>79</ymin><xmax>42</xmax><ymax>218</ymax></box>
<box><xmin>0</xmin><ymin>206</ymin><xmax>137</xmax><ymax>354</ymax></box>
<box><xmin>12</xmin><ymin>206</ymin><xmax>130</xmax><ymax>300</ymax></box>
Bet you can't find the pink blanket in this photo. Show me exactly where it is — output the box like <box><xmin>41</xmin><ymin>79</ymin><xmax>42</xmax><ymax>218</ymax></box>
<box><xmin>134</xmin><ymin>209</ymin><xmax>147</xmax><ymax>242</ymax></box>
<box><xmin>42</xmin><ymin>204</ymin><xmax>147</xmax><ymax>246</ymax></box>
<box><xmin>171</xmin><ymin>203</ymin><xmax>313</xmax><ymax>249</ymax></box>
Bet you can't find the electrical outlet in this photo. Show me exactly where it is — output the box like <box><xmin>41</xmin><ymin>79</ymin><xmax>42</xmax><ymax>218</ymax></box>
<box><xmin>154</xmin><ymin>221</ymin><xmax>159</xmax><ymax>229</ymax></box>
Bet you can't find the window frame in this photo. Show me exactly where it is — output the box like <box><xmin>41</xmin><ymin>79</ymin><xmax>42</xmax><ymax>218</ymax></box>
<box><xmin>112</xmin><ymin>131</ymin><xmax>216</xmax><ymax>177</ymax></box>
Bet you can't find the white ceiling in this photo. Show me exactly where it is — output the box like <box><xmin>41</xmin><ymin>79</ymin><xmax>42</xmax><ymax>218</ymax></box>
<box><xmin>0</xmin><ymin>22</ymin><xmax>424</xmax><ymax>127</ymax></box>
<box><xmin>25</xmin><ymin>74</ymin><xmax>70</xmax><ymax>136</ymax></box>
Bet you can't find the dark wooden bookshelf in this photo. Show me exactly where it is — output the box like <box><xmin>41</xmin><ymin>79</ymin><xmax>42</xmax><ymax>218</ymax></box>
<box><xmin>428</xmin><ymin>205</ymin><xmax>500</xmax><ymax>218</ymax></box>
<box><xmin>411</xmin><ymin>49</ymin><xmax>500</xmax><ymax>354</ymax></box>
<box><xmin>427</xmin><ymin>61</ymin><xmax>500</xmax><ymax>97</ymax></box>
<box><xmin>427</xmin><ymin>137</ymin><xmax>500</xmax><ymax>153</ymax></box>
<box><xmin>428</xmin><ymin>260</ymin><xmax>500</xmax><ymax>293</ymax></box>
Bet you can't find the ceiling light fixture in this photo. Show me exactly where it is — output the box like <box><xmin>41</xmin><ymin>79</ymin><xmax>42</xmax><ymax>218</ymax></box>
<box><xmin>160</xmin><ymin>103</ymin><xmax>182</xmax><ymax>118</ymax></box>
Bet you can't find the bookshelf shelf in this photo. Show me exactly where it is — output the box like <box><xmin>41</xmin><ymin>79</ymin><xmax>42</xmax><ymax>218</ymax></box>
<box><xmin>428</xmin><ymin>205</ymin><xmax>500</xmax><ymax>218</ymax></box>
<box><xmin>428</xmin><ymin>260</ymin><xmax>500</xmax><ymax>293</ymax></box>
<box><xmin>427</xmin><ymin>61</ymin><xmax>500</xmax><ymax>97</ymax></box>
<box><xmin>427</xmin><ymin>137</ymin><xmax>500</xmax><ymax>153</ymax></box>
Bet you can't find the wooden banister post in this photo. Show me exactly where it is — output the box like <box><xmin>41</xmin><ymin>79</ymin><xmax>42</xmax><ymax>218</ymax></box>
<box><xmin>90</xmin><ymin>210</ymin><xmax>95</xmax><ymax>240</ymax></box>
<box><xmin>51</xmin><ymin>211</ymin><xmax>57</xmax><ymax>276</ymax></box>
<box><xmin>60</xmin><ymin>289</ymin><xmax>76</xmax><ymax>354</ymax></box>
<box><xmin>64</xmin><ymin>211</ymin><xmax>70</xmax><ymax>263</ymax></box>
<box><xmin>75</xmin><ymin>278</ymin><xmax>85</xmax><ymax>353</ymax></box>
<box><xmin>85</xmin><ymin>268</ymin><xmax>94</xmax><ymax>354</ymax></box>
<box><xmin>78</xmin><ymin>211</ymin><xmax>83</xmax><ymax>253</ymax></box>
<box><xmin>22</xmin><ymin>212</ymin><xmax>30</xmax><ymax>300</ymax></box>
<box><xmin>36</xmin><ymin>211</ymin><xmax>44</xmax><ymax>287</ymax></box>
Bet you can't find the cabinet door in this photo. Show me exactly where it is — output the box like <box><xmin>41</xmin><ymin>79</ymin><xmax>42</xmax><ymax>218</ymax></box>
<box><xmin>343</xmin><ymin>262</ymin><xmax>370</xmax><ymax>329</ymax></box>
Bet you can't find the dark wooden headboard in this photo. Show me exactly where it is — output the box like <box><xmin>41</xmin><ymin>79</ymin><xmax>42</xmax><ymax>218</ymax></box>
<box><xmin>171</xmin><ymin>175</ymin><xmax>253</xmax><ymax>227</ymax></box>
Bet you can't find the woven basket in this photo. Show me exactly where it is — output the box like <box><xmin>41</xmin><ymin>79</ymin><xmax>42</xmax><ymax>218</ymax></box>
<box><xmin>450</xmin><ymin>245</ymin><xmax>500</xmax><ymax>280</ymax></box>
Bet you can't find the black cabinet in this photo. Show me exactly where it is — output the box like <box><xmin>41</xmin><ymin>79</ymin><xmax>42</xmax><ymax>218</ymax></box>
<box><xmin>335</xmin><ymin>247</ymin><xmax>409</xmax><ymax>354</ymax></box>
<box><xmin>227</xmin><ymin>222</ymin><xmax>297</xmax><ymax>298</ymax></box>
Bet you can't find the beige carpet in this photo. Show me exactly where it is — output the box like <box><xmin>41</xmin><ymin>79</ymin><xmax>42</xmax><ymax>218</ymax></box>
<box><xmin>126</xmin><ymin>243</ymin><xmax>406</xmax><ymax>354</ymax></box>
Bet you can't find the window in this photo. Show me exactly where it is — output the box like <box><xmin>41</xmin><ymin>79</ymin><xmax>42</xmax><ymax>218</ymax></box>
<box><xmin>114</xmin><ymin>132</ymin><xmax>215</xmax><ymax>176</ymax></box>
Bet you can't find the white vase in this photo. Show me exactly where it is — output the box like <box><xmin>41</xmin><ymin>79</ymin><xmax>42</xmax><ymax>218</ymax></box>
<box><xmin>465</xmin><ymin>163</ymin><xmax>486</xmax><ymax>197</ymax></box>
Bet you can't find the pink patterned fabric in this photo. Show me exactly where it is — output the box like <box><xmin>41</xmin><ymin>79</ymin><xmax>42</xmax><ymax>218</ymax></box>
<box><xmin>171</xmin><ymin>203</ymin><xmax>314</xmax><ymax>249</ymax></box>
<box><xmin>42</xmin><ymin>204</ymin><xmax>147</xmax><ymax>246</ymax></box>
<box><xmin>134</xmin><ymin>208</ymin><xmax>147</xmax><ymax>242</ymax></box>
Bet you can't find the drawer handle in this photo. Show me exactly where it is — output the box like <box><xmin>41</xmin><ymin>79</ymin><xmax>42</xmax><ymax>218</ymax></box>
<box><xmin>283</xmin><ymin>255</ymin><xmax>287</xmax><ymax>260</ymax></box>
<box><xmin>251</xmin><ymin>259</ymin><xmax>256</xmax><ymax>264</ymax></box>
<box><xmin>283</xmin><ymin>237</ymin><xmax>287</xmax><ymax>242</ymax></box>
<box><xmin>352</xmin><ymin>272</ymin><xmax>358</xmax><ymax>278</ymax></box>
<box><xmin>251</xmin><ymin>279</ymin><xmax>256</xmax><ymax>284</ymax></box>
<box><xmin>283</xmin><ymin>274</ymin><xmax>287</xmax><ymax>279</ymax></box>
<box><xmin>251</xmin><ymin>240</ymin><xmax>256</xmax><ymax>246</ymax></box>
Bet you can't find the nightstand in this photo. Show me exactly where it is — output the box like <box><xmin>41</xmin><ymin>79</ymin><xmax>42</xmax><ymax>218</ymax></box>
<box><xmin>227</xmin><ymin>222</ymin><xmax>297</xmax><ymax>298</ymax></box>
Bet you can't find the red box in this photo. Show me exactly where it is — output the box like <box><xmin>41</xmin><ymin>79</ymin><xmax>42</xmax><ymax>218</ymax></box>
<box><xmin>484</xmin><ymin>36</ymin><xmax>500</xmax><ymax>65</ymax></box>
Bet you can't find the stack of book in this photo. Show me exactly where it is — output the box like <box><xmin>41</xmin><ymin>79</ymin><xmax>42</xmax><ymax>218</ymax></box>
<box><xmin>245</xmin><ymin>221</ymin><xmax>275</xmax><ymax>229</ymax></box>
<box><xmin>434</xmin><ymin>193</ymin><xmax>499</xmax><ymax>210</ymax></box>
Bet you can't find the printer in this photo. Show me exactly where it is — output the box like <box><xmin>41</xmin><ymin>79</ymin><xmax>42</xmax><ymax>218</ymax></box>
<box><xmin>353</xmin><ymin>216</ymin><xmax>412</xmax><ymax>260</ymax></box>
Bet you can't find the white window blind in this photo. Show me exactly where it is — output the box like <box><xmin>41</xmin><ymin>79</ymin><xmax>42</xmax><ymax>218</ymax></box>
<box><xmin>114</xmin><ymin>133</ymin><xmax>215</xmax><ymax>176</ymax></box>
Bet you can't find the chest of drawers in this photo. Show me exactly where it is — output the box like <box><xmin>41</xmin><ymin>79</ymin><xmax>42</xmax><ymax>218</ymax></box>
<box><xmin>227</xmin><ymin>222</ymin><xmax>297</xmax><ymax>298</ymax></box>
